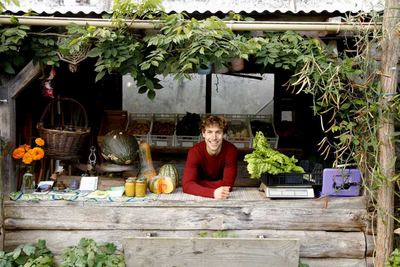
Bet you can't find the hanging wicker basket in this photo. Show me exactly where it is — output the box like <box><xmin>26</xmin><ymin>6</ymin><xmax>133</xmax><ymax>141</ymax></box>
<box><xmin>37</xmin><ymin>97</ymin><xmax>91</xmax><ymax>160</ymax></box>
<box><xmin>57</xmin><ymin>36</ymin><xmax>91</xmax><ymax>72</ymax></box>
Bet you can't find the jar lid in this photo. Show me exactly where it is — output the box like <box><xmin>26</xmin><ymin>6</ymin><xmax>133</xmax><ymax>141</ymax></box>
<box><xmin>136</xmin><ymin>177</ymin><xmax>147</xmax><ymax>183</ymax></box>
<box><xmin>126</xmin><ymin>177</ymin><xmax>137</xmax><ymax>182</ymax></box>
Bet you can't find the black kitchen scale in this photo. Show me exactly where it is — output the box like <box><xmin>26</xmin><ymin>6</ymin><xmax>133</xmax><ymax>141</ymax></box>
<box><xmin>259</xmin><ymin>162</ymin><xmax>323</xmax><ymax>199</ymax></box>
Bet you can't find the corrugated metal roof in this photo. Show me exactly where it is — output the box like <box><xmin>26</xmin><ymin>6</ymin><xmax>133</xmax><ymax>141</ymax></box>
<box><xmin>4</xmin><ymin>0</ymin><xmax>384</xmax><ymax>14</ymax></box>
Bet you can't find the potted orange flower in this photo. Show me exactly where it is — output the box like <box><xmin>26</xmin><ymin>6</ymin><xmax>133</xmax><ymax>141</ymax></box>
<box><xmin>12</xmin><ymin>138</ymin><xmax>45</xmax><ymax>193</ymax></box>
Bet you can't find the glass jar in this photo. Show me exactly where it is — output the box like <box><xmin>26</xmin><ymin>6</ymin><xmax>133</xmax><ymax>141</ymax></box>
<box><xmin>125</xmin><ymin>177</ymin><xmax>136</xmax><ymax>197</ymax></box>
<box><xmin>21</xmin><ymin>167</ymin><xmax>35</xmax><ymax>193</ymax></box>
<box><xmin>135</xmin><ymin>177</ymin><xmax>147</xmax><ymax>197</ymax></box>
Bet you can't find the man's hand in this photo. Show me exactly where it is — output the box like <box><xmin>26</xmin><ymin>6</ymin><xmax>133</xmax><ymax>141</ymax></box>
<box><xmin>214</xmin><ymin>186</ymin><xmax>231</xmax><ymax>199</ymax></box>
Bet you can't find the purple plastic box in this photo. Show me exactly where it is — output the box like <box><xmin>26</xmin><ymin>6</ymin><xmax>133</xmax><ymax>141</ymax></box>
<box><xmin>322</xmin><ymin>168</ymin><xmax>361</xmax><ymax>197</ymax></box>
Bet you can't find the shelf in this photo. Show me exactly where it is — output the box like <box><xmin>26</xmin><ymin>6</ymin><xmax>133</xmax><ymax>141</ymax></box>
<box><xmin>151</xmin><ymin>146</ymin><xmax>253</xmax><ymax>155</ymax></box>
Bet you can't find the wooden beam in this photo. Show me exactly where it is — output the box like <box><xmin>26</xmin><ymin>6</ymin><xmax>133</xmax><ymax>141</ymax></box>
<box><xmin>301</xmin><ymin>257</ymin><xmax>373</xmax><ymax>267</ymax></box>
<box><xmin>4</xmin><ymin>192</ymin><xmax>369</xmax><ymax>208</ymax></box>
<box><xmin>4</xmin><ymin>194</ymin><xmax>369</xmax><ymax>231</ymax></box>
<box><xmin>376</xmin><ymin>0</ymin><xmax>400</xmax><ymax>265</ymax></box>
<box><xmin>4</xmin><ymin>229</ymin><xmax>373</xmax><ymax>258</ymax></box>
<box><xmin>7</xmin><ymin>61</ymin><xmax>41</xmax><ymax>99</ymax></box>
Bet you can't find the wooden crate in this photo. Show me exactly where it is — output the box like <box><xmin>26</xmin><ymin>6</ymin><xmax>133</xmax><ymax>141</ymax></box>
<box><xmin>126</xmin><ymin>113</ymin><xmax>152</xmax><ymax>143</ymax></box>
<box><xmin>150</xmin><ymin>114</ymin><xmax>176</xmax><ymax>147</ymax></box>
<box><xmin>97</xmin><ymin>110</ymin><xmax>128</xmax><ymax>146</ymax></box>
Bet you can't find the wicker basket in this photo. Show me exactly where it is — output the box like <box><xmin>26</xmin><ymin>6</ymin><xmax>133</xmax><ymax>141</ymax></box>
<box><xmin>37</xmin><ymin>97</ymin><xmax>91</xmax><ymax>160</ymax></box>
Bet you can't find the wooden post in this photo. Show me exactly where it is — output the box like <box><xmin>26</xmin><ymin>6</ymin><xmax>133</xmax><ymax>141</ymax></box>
<box><xmin>376</xmin><ymin>0</ymin><xmax>400</xmax><ymax>266</ymax></box>
<box><xmin>0</xmin><ymin>61</ymin><xmax>41</xmax><ymax>249</ymax></box>
<box><xmin>205</xmin><ymin>74</ymin><xmax>212</xmax><ymax>113</ymax></box>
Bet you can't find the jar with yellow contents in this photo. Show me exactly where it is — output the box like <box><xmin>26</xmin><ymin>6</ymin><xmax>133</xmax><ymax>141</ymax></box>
<box><xmin>135</xmin><ymin>177</ymin><xmax>147</xmax><ymax>197</ymax></box>
<box><xmin>125</xmin><ymin>177</ymin><xmax>136</xmax><ymax>197</ymax></box>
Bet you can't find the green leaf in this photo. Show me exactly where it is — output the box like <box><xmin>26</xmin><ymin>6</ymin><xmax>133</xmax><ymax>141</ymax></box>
<box><xmin>153</xmin><ymin>83</ymin><xmax>163</xmax><ymax>89</ymax></box>
<box><xmin>3</xmin><ymin>62</ymin><xmax>15</xmax><ymax>74</ymax></box>
<box><xmin>10</xmin><ymin>16</ymin><xmax>19</xmax><ymax>24</ymax></box>
<box><xmin>147</xmin><ymin>89</ymin><xmax>156</xmax><ymax>100</ymax></box>
<box><xmin>87</xmin><ymin>47</ymin><xmax>102</xmax><ymax>58</ymax></box>
<box><xmin>146</xmin><ymin>79</ymin><xmax>154</xmax><ymax>90</ymax></box>
<box><xmin>22</xmin><ymin>244</ymin><xmax>35</xmax><ymax>256</ymax></box>
<box><xmin>138</xmin><ymin>86</ymin><xmax>147</xmax><ymax>94</ymax></box>
<box><xmin>95</xmin><ymin>71</ymin><xmax>106</xmax><ymax>82</ymax></box>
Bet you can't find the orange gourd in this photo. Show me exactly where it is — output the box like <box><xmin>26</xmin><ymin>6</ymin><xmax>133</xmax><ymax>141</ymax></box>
<box><xmin>138</xmin><ymin>142</ymin><xmax>157</xmax><ymax>183</ymax></box>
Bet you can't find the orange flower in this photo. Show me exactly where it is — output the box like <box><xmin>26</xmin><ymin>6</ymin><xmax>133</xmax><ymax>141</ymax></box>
<box><xmin>22</xmin><ymin>152</ymin><xmax>33</xmax><ymax>164</ymax></box>
<box><xmin>12</xmin><ymin>147</ymin><xmax>25</xmax><ymax>159</ymax></box>
<box><xmin>13</xmin><ymin>138</ymin><xmax>45</xmax><ymax>166</ymax></box>
<box><xmin>35</xmin><ymin>138</ymin><xmax>45</xmax><ymax>147</ymax></box>
<box><xmin>21</xmin><ymin>144</ymin><xmax>30</xmax><ymax>152</ymax></box>
<box><xmin>29</xmin><ymin>147</ymin><xmax>45</xmax><ymax>160</ymax></box>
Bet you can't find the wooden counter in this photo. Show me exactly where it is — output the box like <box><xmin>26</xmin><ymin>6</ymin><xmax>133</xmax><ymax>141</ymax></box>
<box><xmin>4</xmin><ymin>188</ymin><xmax>373</xmax><ymax>266</ymax></box>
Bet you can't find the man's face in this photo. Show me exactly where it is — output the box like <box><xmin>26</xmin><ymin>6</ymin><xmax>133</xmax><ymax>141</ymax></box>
<box><xmin>202</xmin><ymin>124</ymin><xmax>224</xmax><ymax>155</ymax></box>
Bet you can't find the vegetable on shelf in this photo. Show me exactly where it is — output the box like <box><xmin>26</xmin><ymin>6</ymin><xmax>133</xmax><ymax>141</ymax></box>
<box><xmin>100</xmin><ymin>130</ymin><xmax>139</xmax><ymax>165</ymax></box>
<box><xmin>244</xmin><ymin>131</ymin><xmax>304</xmax><ymax>179</ymax></box>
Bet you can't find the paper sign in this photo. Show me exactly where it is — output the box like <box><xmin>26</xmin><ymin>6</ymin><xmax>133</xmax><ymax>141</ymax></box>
<box><xmin>79</xmin><ymin>176</ymin><xmax>98</xmax><ymax>191</ymax></box>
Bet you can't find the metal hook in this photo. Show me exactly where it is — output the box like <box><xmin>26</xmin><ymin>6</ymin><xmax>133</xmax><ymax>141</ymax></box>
<box><xmin>88</xmin><ymin>146</ymin><xmax>97</xmax><ymax>166</ymax></box>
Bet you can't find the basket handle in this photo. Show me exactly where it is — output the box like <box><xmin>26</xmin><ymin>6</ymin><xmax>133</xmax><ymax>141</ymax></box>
<box><xmin>38</xmin><ymin>97</ymin><xmax>88</xmax><ymax>128</ymax></box>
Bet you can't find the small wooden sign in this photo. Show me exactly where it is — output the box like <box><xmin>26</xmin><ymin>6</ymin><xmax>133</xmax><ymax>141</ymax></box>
<box><xmin>123</xmin><ymin>237</ymin><xmax>299</xmax><ymax>267</ymax></box>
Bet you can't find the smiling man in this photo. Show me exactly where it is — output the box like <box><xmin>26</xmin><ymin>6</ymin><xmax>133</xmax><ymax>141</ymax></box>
<box><xmin>182</xmin><ymin>115</ymin><xmax>238</xmax><ymax>199</ymax></box>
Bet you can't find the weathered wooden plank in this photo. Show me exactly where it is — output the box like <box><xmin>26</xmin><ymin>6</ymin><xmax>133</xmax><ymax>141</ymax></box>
<box><xmin>4</xmin><ymin>191</ymin><xmax>368</xmax><ymax>209</ymax></box>
<box><xmin>8</xmin><ymin>61</ymin><xmax>41</xmax><ymax>99</ymax></box>
<box><xmin>301</xmin><ymin>257</ymin><xmax>370</xmax><ymax>267</ymax></box>
<box><xmin>4</xmin><ymin>204</ymin><xmax>368</xmax><ymax>231</ymax></box>
<box><xmin>4</xmin><ymin>230</ymin><xmax>373</xmax><ymax>258</ymax></box>
<box><xmin>123</xmin><ymin>237</ymin><xmax>300</xmax><ymax>267</ymax></box>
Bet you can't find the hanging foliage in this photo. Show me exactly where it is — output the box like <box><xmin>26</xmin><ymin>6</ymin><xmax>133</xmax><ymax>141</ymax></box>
<box><xmin>0</xmin><ymin>2</ymin><xmax>399</xmax><ymax>196</ymax></box>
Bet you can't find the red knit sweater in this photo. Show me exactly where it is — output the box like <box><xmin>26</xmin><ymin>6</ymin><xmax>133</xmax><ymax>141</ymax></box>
<box><xmin>182</xmin><ymin>140</ymin><xmax>238</xmax><ymax>198</ymax></box>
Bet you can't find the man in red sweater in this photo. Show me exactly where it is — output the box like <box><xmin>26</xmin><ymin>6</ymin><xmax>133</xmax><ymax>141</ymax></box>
<box><xmin>182</xmin><ymin>115</ymin><xmax>238</xmax><ymax>199</ymax></box>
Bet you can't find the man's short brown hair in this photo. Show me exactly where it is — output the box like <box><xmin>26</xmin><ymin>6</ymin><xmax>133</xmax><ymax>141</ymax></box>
<box><xmin>200</xmin><ymin>115</ymin><xmax>228</xmax><ymax>133</ymax></box>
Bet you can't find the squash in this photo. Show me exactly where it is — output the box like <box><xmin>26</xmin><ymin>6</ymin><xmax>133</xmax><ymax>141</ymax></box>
<box><xmin>158</xmin><ymin>164</ymin><xmax>178</xmax><ymax>188</ymax></box>
<box><xmin>149</xmin><ymin>175</ymin><xmax>176</xmax><ymax>194</ymax></box>
<box><xmin>138</xmin><ymin>142</ymin><xmax>157</xmax><ymax>183</ymax></box>
<box><xmin>101</xmin><ymin>130</ymin><xmax>138</xmax><ymax>165</ymax></box>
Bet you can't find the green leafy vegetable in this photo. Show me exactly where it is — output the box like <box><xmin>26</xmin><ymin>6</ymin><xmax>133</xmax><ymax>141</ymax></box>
<box><xmin>244</xmin><ymin>131</ymin><xmax>304</xmax><ymax>178</ymax></box>
<box><xmin>61</xmin><ymin>238</ymin><xmax>124</xmax><ymax>267</ymax></box>
<box><xmin>0</xmin><ymin>240</ymin><xmax>54</xmax><ymax>267</ymax></box>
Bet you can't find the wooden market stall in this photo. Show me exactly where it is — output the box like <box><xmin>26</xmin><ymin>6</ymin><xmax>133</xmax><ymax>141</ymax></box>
<box><xmin>0</xmin><ymin>59</ymin><xmax>375</xmax><ymax>266</ymax></box>
<box><xmin>1</xmin><ymin>1</ymin><xmax>397</xmax><ymax>265</ymax></box>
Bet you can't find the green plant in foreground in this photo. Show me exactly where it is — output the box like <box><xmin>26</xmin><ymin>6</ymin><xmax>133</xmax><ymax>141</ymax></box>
<box><xmin>61</xmin><ymin>238</ymin><xmax>124</xmax><ymax>267</ymax></box>
<box><xmin>0</xmin><ymin>239</ymin><xmax>54</xmax><ymax>267</ymax></box>
<box><xmin>298</xmin><ymin>260</ymin><xmax>309</xmax><ymax>267</ymax></box>
<box><xmin>386</xmin><ymin>248</ymin><xmax>400</xmax><ymax>267</ymax></box>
